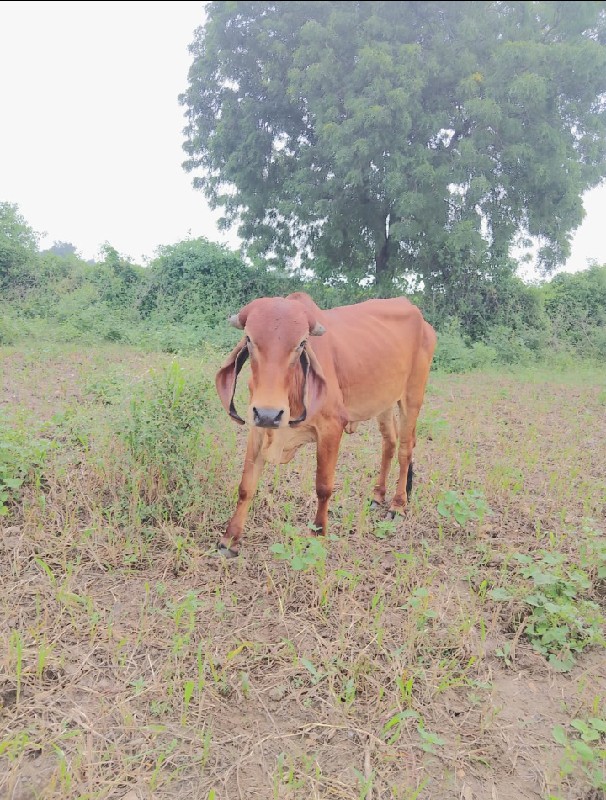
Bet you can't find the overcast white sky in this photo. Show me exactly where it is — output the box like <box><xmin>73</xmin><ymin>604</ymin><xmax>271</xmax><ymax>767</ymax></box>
<box><xmin>1</xmin><ymin>0</ymin><xmax>605</xmax><ymax>275</ymax></box>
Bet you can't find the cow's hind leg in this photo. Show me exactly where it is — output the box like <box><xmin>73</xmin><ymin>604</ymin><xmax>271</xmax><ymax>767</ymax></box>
<box><xmin>370</xmin><ymin>408</ymin><xmax>397</xmax><ymax>508</ymax></box>
<box><xmin>389</xmin><ymin>351</ymin><xmax>432</xmax><ymax>517</ymax></box>
<box><xmin>388</xmin><ymin>323</ymin><xmax>435</xmax><ymax>518</ymax></box>
<box><xmin>219</xmin><ymin>430</ymin><xmax>265</xmax><ymax>557</ymax></box>
<box><xmin>387</xmin><ymin>399</ymin><xmax>420</xmax><ymax>517</ymax></box>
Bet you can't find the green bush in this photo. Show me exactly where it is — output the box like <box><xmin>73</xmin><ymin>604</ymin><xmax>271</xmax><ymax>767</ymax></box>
<box><xmin>0</xmin><ymin>311</ymin><xmax>19</xmax><ymax>345</ymax></box>
<box><xmin>114</xmin><ymin>361</ymin><xmax>219</xmax><ymax>522</ymax></box>
<box><xmin>482</xmin><ymin>325</ymin><xmax>536</xmax><ymax>366</ymax></box>
<box><xmin>2</xmin><ymin>203</ymin><xmax>605</xmax><ymax>372</ymax></box>
<box><xmin>432</xmin><ymin>320</ymin><xmax>497</xmax><ymax>373</ymax></box>
<box><xmin>141</xmin><ymin>238</ymin><xmax>300</xmax><ymax>327</ymax></box>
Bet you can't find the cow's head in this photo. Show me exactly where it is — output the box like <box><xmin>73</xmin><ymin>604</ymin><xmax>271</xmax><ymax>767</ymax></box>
<box><xmin>216</xmin><ymin>297</ymin><xmax>327</xmax><ymax>428</ymax></box>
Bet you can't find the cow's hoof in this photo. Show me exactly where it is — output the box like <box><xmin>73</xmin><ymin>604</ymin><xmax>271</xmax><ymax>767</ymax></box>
<box><xmin>369</xmin><ymin>500</ymin><xmax>383</xmax><ymax>511</ymax></box>
<box><xmin>217</xmin><ymin>543</ymin><xmax>239</xmax><ymax>559</ymax></box>
<box><xmin>387</xmin><ymin>508</ymin><xmax>405</xmax><ymax>520</ymax></box>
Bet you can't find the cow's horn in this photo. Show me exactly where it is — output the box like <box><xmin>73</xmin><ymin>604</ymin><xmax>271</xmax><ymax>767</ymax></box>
<box><xmin>310</xmin><ymin>321</ymin><xmax>325</xmax><ymax>336</ymax></box>
<box><xmin>228</xmin><ymin>314</ymin><xmax>244</xmax><ymax>330</ymax></box>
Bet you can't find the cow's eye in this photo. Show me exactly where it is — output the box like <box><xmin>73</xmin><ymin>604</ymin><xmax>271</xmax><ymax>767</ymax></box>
<box><xmin>298</xmin><ymin>340</ymin><xmax>307</xmax><ymax>349</ymax></box>
<box><xmin>245</xmin><ymin>336</ymin><xmax>251</xmax><ymax>344</ymax></box>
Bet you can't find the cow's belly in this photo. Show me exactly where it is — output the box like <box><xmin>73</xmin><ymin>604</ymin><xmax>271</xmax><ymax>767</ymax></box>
<box><xmin>261</xmin><ymin>426</ymin><xmax>316</xmax><ymax>464</ymax></box>
<box><xmin>343</xmin><ymin>378</ymin><xmax>406</xmax><ymax>422</ymax></box>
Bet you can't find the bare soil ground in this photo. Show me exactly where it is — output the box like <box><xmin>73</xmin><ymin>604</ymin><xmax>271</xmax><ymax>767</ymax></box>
<box><xmin>1</xmin><ymin>344</ymin><xmax>605</xmax><ymax>800</ymax></box>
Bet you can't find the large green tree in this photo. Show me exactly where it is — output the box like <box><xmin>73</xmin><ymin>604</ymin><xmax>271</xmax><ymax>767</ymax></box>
<box><xmin>181</xmin><ymin>1</ymin><xmax>606</xmax><ymax>292</ymax></box>
<box><xmin>0</xmin><ymin>202</ymin><xmax>40</xmax><ymax>290</ymax></box>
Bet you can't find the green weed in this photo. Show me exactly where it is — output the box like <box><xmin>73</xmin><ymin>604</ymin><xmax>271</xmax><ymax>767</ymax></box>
<box><xmin>437</xmin><ymin>488</ymin><xmax>491</xmax><ymax>528</ymax></box>
<box><xmin>553</xmin><ymin>717</ymin><xmax>606</xmax><ymax>790</ymax></box>
<box><xmin>0</xmin><ymin>415</ymin><xmax>49</xmax><ymax>514</ymax></box>
<box><xmin>270</xmin><ymin>524</ymin><xmax>333</xmax><ymax>574</ymax></box>
<box><xmin>491</xmin><ymin>551</ymin><xmax>604</xmax><ymax>671</ymax></box>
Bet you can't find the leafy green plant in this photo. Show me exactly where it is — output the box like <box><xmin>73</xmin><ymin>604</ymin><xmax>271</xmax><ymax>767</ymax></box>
<box><xmin>116</xmin><ymin>360</ymin><xmax>215</xmax><ymax>521</ymax></box>
<box><xmin>437</xmin><ymin>489</ymin><xmax>491</xmax><ymax>528</ymax></box>
<box><xmin>430</xmin><ymin>320</ymin><xmax>498</xmax><ymax>373</ymax></box>
<box><xmin>0</xmin><ymin>416</ymin><xmax>49</xmax><ymax>514</ymax></box>
<box><xmin>578</xmin><ymin>520</ymin><xmax>606</xmax><ymax>583</ymax></box>
<box><xmin>270</xmin><ymin>525</ymin><xmax>332</xmax><ymax>574</ymax></box>
<box><xmin>353</xmin><ymin>766</ymin><xmax>376</xmax><ymax>799</ymax></box>
<box><xmin>381</xmin><ymin>710</ymin><xmax>445</xmax><ymax>755</ymax></box>
<box><xmin>165</xmin><ymin>589</ymin><xmax>205</xmax><ymax>655</ymax></box>
<box><xmin>518</xmin><ymin>552</ymin><xmax>603</xmax><ymax>671</ymax></box>
<box><xmin>402</xmin><ymin>586</ymin><xmax>438</xmax><ymax>631</ymax></box>
<box><xmin>491</xmin><ymin>551</ymin><xmax>604</xmax><ymax>671</ymax></box>
<box><xmin>417</xmin><ymin>723</ymin><xmax>446</xmax><ymax>754</ymax></box>
<box><xmin>382</xmin><ymin>709</ymin><xmax>419</xmax><ymax>745</ymax></box>
<box><xmin>373</xmin><ymin>517</ymin><xmax>398</xmax><ymax>539</ymax></box>
<box><xmin>299</xmin><ymin>658</ymin><xmax>327</xmax><ymax>686</ymax></box>
<box><xmin>553</xmin><ymin>717</ymin><xmax>606</xmax><ymax>790</ymax></box>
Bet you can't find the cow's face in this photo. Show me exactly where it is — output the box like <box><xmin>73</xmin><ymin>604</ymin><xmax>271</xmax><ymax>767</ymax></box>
<box><xmin>216</xmin><ymin>297</ymin><xmax>326</xmax><ymax>428</ymax></box>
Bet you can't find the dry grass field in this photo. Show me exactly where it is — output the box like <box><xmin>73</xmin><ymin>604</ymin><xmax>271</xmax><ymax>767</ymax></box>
<box><xmin>1</xmin><ymin>343</ymin><xmax>605</xmax><ymax>800</ymax></box>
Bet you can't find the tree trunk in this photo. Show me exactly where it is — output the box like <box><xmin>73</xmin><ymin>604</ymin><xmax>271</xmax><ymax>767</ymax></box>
<box><xmin>374</xmin><ymin>235</ymin><xmax>392</xmax><ymax>296</ymax></box>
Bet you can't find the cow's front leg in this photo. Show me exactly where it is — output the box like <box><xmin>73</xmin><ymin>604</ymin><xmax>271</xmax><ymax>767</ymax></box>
<box><xmin>312</xmin><ymin>426</ymin><xmax>343</xmax><ymax>534</ymax></box>
<box><xmin>219</xmin><ymin>429</ymin><xmax>265</xmax><ymax>557</ymax></box>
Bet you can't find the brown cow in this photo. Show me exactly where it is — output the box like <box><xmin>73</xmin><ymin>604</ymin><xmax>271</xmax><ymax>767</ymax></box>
<box><xmin>215</xmin><ymin>292</ymin><xmax>436</xmax><ymax>557</ymax></box>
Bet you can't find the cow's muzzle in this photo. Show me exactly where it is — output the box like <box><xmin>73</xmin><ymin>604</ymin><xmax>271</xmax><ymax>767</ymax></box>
<box><xmin>252</xmin><ymin>407</ymin><xmax>285</xmax><ymax>428</ymax></box>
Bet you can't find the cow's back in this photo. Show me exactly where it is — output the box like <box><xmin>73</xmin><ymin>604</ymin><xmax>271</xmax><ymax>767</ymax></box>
<box><xmin>311</xmin><ymin>297</ymin><xmax>431</xmax><ymax>422</ymax></box>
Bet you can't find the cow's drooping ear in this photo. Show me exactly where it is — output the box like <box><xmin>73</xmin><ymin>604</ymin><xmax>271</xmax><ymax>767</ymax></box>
<box><xmin>302</xmin><ymin>342</ymin><xmax>327</xmax><ymax>420</ymax></box>
<box><xmin>215</xmin><ymin>337</ymin><xmax>249</xmax><ymax>425</ymax></box>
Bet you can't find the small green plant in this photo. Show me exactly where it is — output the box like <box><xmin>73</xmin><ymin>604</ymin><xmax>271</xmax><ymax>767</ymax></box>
<box><xmin>36</xmin><ymin>639</ymin><xmax>54</xmax><ymax>680</ymax></box>
<box><xmin>395</xmin><ymin>673</ymin><xmax>415</xmax><ymax>707</ymax></box>
<box><xmin>270</xmin><ymin>525</ymin><xmax>332</xmax><ymax>574</ymax></box>
<box><xmin>402</xmin><ymin>586</ymin><xmax>438</xmax><ymax>630</ymax></box>
<box><xmin>382</xmin><ymin>709</ymin><xmax>419</xmax><ymax>745</ymax></box>
<box><xmin>8</xmin><ymin>629</ymin><xmax>24</xmax><ymax>704</ymax></box>
<box><xmin>165</xmin><ymin>590</ymin><xmax>205</xmax><ymax>654</ymax></box>
<box><xmin>491</xmin><ymin>551</ymin><xmax>604</xmax><ymax>671</ymax></box>
<box><xmin>553</xmin><ymin>717</ymin><xmax>606</xmax><ymax>790</ymax></box>
<box><xmin>299</xmin><ymin>657</ymin><xmax>327</xmax><ymax>686</ymax></box>
<box><xmin>437</xmin><ymin>489</ymin><xmax>491</xmax><ymax>528</ymax></box>
<box><xmin>353</xmin><ymin>766</ymin><xmax>376</xmax><ymax>799</ymax></box>
<box><xmin>182</xmin><ymin>679</ymin><xmax>195</xmax><ymax>722</ymax></box>
<box><xmin>373</xmin><ymin>517</ymin><xmax>398</xmax><ymax>539</ymax></box>
<box><xmin>339</xmin><ymin>676</ymin><xmax>356</xmax><ymax>707</ymax></box>
<box><xmin>495</xmin><ymin>642</ymin><xmax>513</xmax><ymax>666</ymax></box>
<box><xmin>198</xmin><ymin>726</ymin><xmax>213</xmax><ymax>771</ymax></box>
<box><xmin>578</xmin><ymin>520</ymin><xmax>606</xmax><ymax>582</ymax></box>
<box><xmin>239</xmin><ymin>671</ymin><xmax>251</xmax><ymax>699</ymax></box>
<box><xmin>272</xmin><ymin>752</ymin><xmax>308</xmax><ymax>795</ymax></box>
<box><xmin>0</xmin><ymin>731</ymin><xmax>31</xmax><ymax>761</ymax></box>
<box><xmin>417</xmin><ymin>723</ymin><xmax>446</xmax><ymax>754</ymax></box>
<box><xmin>0</xmin><ymin>416</ymin><xmax>49</xmax><ymax>514</ymax></box>
<box><xmin>518</xmin><ymin>552</ymin><xmax>604</xmax><ymax>671</ymax></box>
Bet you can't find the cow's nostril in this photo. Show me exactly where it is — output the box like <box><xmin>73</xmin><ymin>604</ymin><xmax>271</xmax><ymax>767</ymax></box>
<box><xmin>253</xmin><ymin>407</ymin><xmax>284</xmax><ymax>427</ymax></box>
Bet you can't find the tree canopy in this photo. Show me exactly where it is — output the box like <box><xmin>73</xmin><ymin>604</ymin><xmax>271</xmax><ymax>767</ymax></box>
<box><xmin>43</xmin><ymin>241</ymin><xmax>80</xmax><ymax>258</ymax></box>
<box><xmin>0</xmin><ymin>202</ymin><xmax>41</xmax><ymax>289</ymax></box>
<box><xmin>181</xmin><ymin>1</ymin><xmax>606</xmax><ymax>292</ymax></box>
